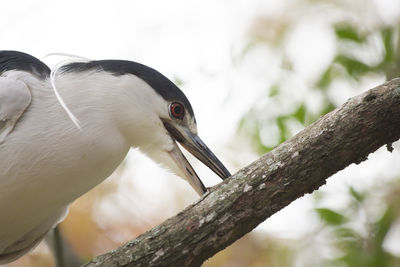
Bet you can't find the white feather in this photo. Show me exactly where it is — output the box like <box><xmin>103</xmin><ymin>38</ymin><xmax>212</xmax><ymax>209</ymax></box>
<box><xmin>45</xmin><ymin>53</ymin><xmax>91</xmax><ymax>130</ymax></box>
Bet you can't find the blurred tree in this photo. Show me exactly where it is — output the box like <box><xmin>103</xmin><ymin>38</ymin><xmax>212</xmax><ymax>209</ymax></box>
<box><xmin>312</xmin><ymin>183</ymin><xmax>400</xmax><ymax>267</ymax></box>
<box><xmin>233</xmin><ymin>0</ymin><xmax>400</xmax><ymax>266</ymax></box>
<box><xmin>204</xmin><ymin>234</ymin><xmax>296</xmax><ymax>267</ymax></box>
<box><xmin>238</xmin><ymin>0</ymin><xmax>400</xmax><ymax>154</ymax></box>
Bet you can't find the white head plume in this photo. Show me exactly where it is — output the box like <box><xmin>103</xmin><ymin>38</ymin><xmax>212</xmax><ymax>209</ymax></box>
<box><xmin>45</xmin><ymin>53</ymin><xmax>91</xmax><ymax>130</ymax></box>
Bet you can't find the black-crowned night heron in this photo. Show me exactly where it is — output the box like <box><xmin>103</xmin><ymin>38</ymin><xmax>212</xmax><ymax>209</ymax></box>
<box><xmin>0</xmin><ymin>51</ymin><xmax>230</xmax><ymax>263</ymax></box>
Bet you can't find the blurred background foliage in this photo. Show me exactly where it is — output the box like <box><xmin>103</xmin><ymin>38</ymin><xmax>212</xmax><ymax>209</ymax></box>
<box><xmin>7</xmin><ymin>0</ymin><xmax>400</xmax><ymax>266</ymax></box>
<box><xmin>314</xmin><ymin>183</ymin><xmax>400</xmax><ymax>267</ymax></box>
<box><xmin>239</xmin><ymin>0</ymin><xmax>400</xmax><ymax>154</ymax></box>
<box><xmin>230</xmin><ymin>0</ymin><xmax>400</xmax><ymax>266</ymax></box>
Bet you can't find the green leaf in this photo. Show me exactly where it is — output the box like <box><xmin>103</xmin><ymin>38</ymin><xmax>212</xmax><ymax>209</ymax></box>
<box><xmin>349</xmin><ymin>187</ymin><xmax>365</xmax><ymax>203</ymax></box>
<box><xmin>269</xmin><ymin>84</ymin><xmax>280</xmax><ymax>97</ymax></box>
<box><xmin>334</xmin><ymin>226</ymin><xmax>358</xmax><ymax>241</ymax></box>
<box><xmin>316</xmin><ymin>66</ymin><xmax>333</xmax><ymax>89</ymax></box>
<box><xmin>335</xmin><ymin>55</ymin><xmax>371</xmax><ymax>77</ymax></box>
<box><xmin>335</xmin><ymin>24</ymin><xmax>364</xmax><ymax>43</ymax></box>
<box><xmin>375</xmin><ymin>206</ymin><xmax>395</xmax><ymax>246</ymax></box>
<box><xmin>381</xmin><ymin>27</ymin><xmax>395</xmax><ymax>65</ymax></box>
<box><xmin>315</xmin><ymin>208</ymin><xmax>347</xmax><ymax>225</ymax></box>
<box><xmin>292</xmin><ymin>103</ymin><xmax>306</xmax><ymax>125</ymax></box>
<box><xmin>276</xmin><ymin>116</ymin><xmax>289</xmax><ymax>143</ymax></box>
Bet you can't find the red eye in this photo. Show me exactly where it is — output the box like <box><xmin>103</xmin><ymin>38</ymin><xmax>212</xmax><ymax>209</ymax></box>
<box><xmin>170</xmin><ymin>102</ymin><xmax>185</xmax><ymax>119</ymax></box>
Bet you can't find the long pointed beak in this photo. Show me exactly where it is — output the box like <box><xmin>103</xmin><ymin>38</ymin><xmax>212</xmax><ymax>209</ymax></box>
<box><xmin>169</xmin><ymin>143</ymin><xmax>207</xmax><ymax>196</ymax></box>
<box><xmin>163</xmin><ymin>121</ymin><xmax>231</xmax><ymax>195</ymax></box>
<box><xmin>179</xmin><ymin>132</ymin><xmax>231</xmax><ymax>180</ymax></box>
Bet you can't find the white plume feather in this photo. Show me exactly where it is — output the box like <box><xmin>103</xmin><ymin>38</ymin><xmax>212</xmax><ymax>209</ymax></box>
<box><xmin>45</xmin><ymin>53</ymin><xmax>91</xmax><ymax>130</ymax></box>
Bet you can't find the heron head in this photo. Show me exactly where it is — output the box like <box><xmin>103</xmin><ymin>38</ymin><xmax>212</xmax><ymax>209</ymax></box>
<box><xmin>62</xmin><ymin>60</ymin><xmax>231</xmax><ymax>195</ymax></box>
<box><xmin>140</xmin><ymin>72</ymin><xmax>231</xmax><ymax>196</ymax></box>
<box><xmin>135</xmin><ymin>73</ymin><xmax>231</xmax><ymax>196</ymax></box>
<box><xmin>156</xmin><ymin>98</ymin><xmax>231</xmax><ymax>195</ymax></box>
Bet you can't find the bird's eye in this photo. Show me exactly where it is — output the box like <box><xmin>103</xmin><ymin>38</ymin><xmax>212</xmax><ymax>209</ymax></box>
<box><xmin>170</xmin><ymin>102</ymin><xmax>185</xmax><ymax>120</ymax></box>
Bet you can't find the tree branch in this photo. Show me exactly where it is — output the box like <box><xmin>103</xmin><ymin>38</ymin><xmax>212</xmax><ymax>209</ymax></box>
<box><xmin>85</xmin><ymin>78</ymin><xmax>400</xmax><ymax>267</ymax></box>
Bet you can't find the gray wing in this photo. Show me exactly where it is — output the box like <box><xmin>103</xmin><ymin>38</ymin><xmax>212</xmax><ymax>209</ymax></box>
<box><xmin>0</xmin><ymin>77</ymin><xmax>31</xmax><ymax>142</ymax></box>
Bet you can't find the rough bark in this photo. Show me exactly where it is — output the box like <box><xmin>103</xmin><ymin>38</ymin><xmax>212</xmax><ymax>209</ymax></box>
<box><xmin>85</xmin><ymin>78</ymin><xmax>400</xmax><ymax>267</ymax></box>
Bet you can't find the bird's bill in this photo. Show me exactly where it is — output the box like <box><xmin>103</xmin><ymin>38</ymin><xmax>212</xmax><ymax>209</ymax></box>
<box><xmin>169</xmin><ymin>143</ymin><xmax>207</xmax><ymax>196</ymax></box>
<box><xmin>179</xmin><ymin>132</ymin><xmax>231</xmax><ymax>180</ymax></box>
<box><xmin>163</xmin><ymin>121</ymin><xmax>231</xmax><ymax>192</ymax></box>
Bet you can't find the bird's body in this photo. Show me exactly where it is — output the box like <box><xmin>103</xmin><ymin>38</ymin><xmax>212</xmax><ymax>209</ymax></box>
<box><xmin>0</xmin><ymin>70</ymin><xmax>131</xmax><ymax>261</ymax></box>
<box><xmin>0</xmin><ymin>51</ymin><xmax>230</xmax><ymax>263</ymax></box>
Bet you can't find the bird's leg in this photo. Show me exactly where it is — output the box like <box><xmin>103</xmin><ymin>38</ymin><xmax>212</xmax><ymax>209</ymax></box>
<box><xmin>45</xmin><ymin>225</ymin><xmax>82</xmax><ymax>267</ymax></box>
